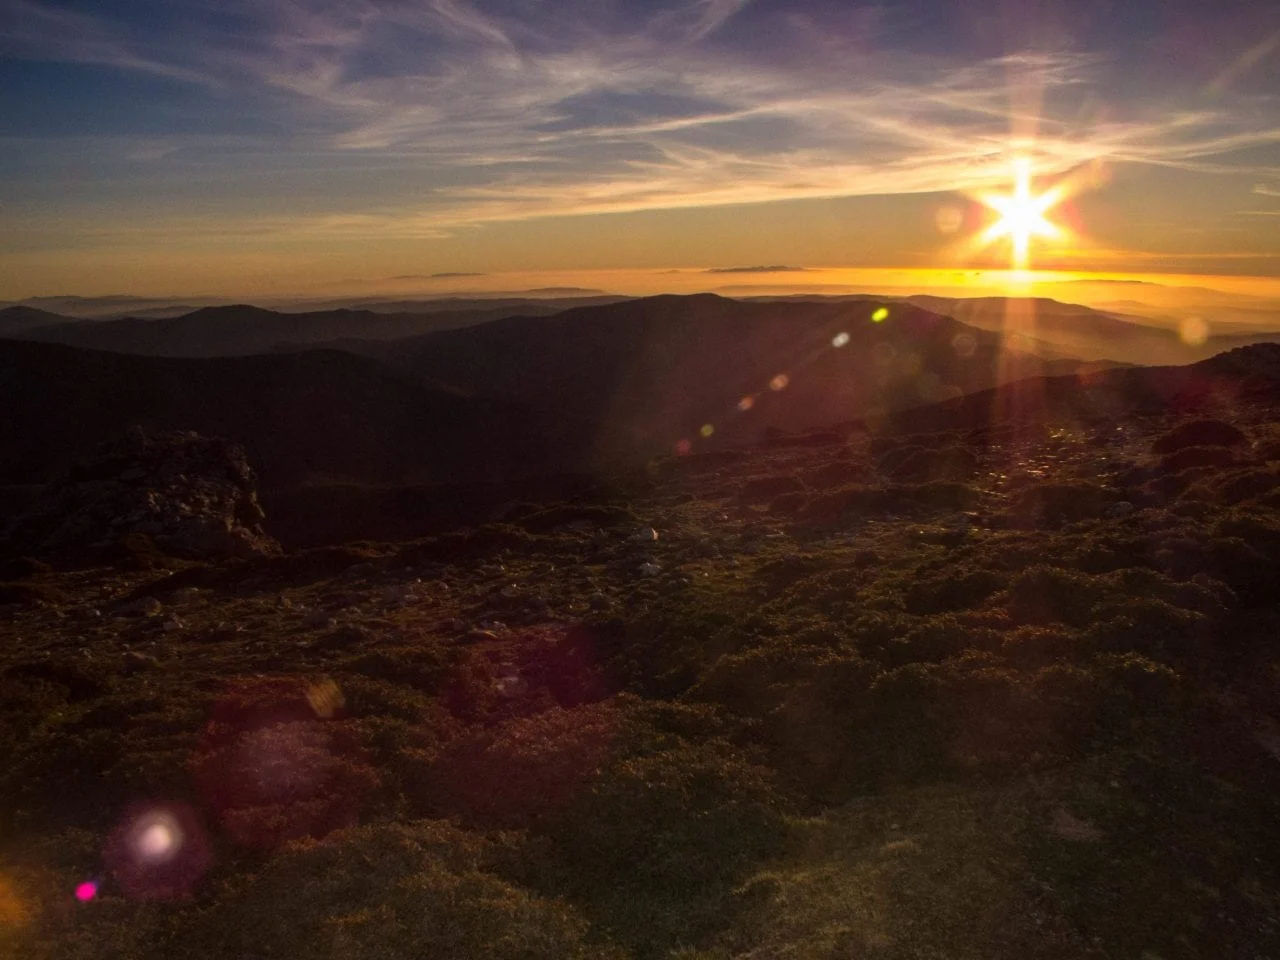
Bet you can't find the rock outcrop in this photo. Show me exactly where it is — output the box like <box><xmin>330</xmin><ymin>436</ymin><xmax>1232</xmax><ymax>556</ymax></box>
<box><xmin>2</xmin><ymin>427</ymin><xmax>279</xmax><ymax>560</ymax></box>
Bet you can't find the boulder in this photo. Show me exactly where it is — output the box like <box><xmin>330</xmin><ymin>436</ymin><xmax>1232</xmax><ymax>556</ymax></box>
<box><xmin>2</xmin><ymin>428</ymin><xmax>279</xmax><ymax>561</ymax></box>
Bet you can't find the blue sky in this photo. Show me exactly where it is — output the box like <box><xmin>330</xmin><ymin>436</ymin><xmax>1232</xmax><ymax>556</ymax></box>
<box><xmin>0</xmin><ymin>0</ymin><xmax>1277</xmax><ymax>296</ymax></box>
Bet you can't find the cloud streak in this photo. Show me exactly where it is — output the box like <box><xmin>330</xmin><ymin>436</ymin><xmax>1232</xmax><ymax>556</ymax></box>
<box><xmin>2</xmin><ymin>0</ymin><xmax>1279</xmax><ymax>251</ymax></box>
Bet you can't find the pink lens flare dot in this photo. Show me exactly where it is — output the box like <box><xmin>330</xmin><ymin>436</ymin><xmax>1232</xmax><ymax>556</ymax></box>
<box><xmin>75</xmin><ymin>881</ymin><xmax>97</xmax><ymax>902</ymax></box>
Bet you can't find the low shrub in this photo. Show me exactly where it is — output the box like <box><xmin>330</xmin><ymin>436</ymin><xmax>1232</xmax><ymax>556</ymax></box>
<box><xmin>1157</xmin><ymin>445</ymin><xmax>1241</xmax><ymax>474</ymax></box>
<box><xmin>738</xmin><ymin>475</ymin><xmax>806</xmax><ymax>503</ymax></box>
<box><xmin>904</xmin><ymin>567</ymin><xmax>1002</xmax><ymax>614</ymax></box>
<box><xmin>802</xmin><ymin>459</ymin><xmax>868</xmax><ymax>489</ymax></box>
<box><xmin>1150</xmin><ymin>419</ymin><xmax>1248</xmax><ymax>454</ymax></box>
<box><xmin>176</xmin><ymin>821</ymin><xmax>614</xmax><ymax>960</ymax></box>
<box><xmin>1009</xmin><ymin>482</ymin><xmax>1112</xmax><ymax>527</ymax></box>
<box><xmin>1005</xmin><ymin>565</ymin><xmax>1104</xmax><ymax>626</ymax></box>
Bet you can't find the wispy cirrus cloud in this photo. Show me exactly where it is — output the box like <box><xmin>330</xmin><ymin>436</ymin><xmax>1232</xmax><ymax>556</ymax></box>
<box><xmin>2</xmin><ymin>0</ymin><xmax>1279</xmax><ymax>249</ymax></box>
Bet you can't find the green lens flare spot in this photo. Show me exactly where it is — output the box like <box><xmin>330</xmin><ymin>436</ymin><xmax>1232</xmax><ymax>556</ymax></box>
<box><xmin>872</xmin><ymin>307</ymin><xmax>889</xmax><ymax>323</ymax></box>
<box><xmin>700</xmin><ymin>423</ymin><xmax>715</xmax><ymax>438</ymax></box>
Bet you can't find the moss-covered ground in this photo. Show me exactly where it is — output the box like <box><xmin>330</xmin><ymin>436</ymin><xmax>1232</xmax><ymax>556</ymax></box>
<box><xmin>4</xmin><ymin>410</ymin><xmax>1280</xmax><ymax>958</ymax></box>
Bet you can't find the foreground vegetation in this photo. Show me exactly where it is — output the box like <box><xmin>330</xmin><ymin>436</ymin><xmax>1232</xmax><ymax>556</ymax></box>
<box><xmin>3</xmin><ymin>408</ymin><xmax>1280</xmax><ymax>958</ymax></box>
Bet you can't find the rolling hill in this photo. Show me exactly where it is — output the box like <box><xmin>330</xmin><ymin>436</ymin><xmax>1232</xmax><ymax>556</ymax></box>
<box><xmin>0</xmin><ymin>339</ymin><xmax>578</xmax><ymax>489</ymax></box>
<box><xmin>10</xmin><ymin>304</ymin><xmax>539</xmax><ymax>357</ymax></box>
<box><xmin>318</xmin><ymin>294</ymin><xmax>1104</xmax><ymax>463</ymax></box>
<box><xmin>0</xmin><ymin>305</ymin><xmax>71</xmax><ymax>337</ymax></box>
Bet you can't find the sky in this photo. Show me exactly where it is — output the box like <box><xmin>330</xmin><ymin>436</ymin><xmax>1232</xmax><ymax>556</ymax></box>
<box><xmin>1</xmin><ymin>0</ymin><xmax>1278</xmax><ymax>302</ymax></box>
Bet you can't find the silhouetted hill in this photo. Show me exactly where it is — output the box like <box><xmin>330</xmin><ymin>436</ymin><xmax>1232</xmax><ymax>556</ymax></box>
<box><xmin>304</xmin><ymin>295</ymin><xmax>631</xmax><ymax>314</ymax></box>
<box><xmin>883</xmin><ymin>342</ymin><xmax>1280</xmax><ymax>436</ymax></box>
<box><xmin>0</xmin><ymin>305</ymin><xmax>70</xmax><ymax>336</ymax></box>
<box><xmin>12</xmin><ymin>304</ymin><xmax>559</xmax><ymax>357</ymax></box>
<box><xmin>0</xmin><ymin>339</ymin><xmax>578</xmax><ymax>489</ymax></box>
<box><xmin>323</xmin><ymin>294</ymin><xmax>1099</xmax><ymax>462</ymax></box>
<box><xmin>904</xmin><ymin>295</ymin><xmax>1280</xmax><ymax>366</ymax></box>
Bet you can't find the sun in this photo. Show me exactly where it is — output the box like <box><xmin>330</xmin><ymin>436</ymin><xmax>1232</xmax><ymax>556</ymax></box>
<box><xmin>977</xmin><ymin>158</ymin><xmax>1065</xmax><ymax>271</ymax></box>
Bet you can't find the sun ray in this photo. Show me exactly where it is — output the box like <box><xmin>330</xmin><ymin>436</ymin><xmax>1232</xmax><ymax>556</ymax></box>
<box><xmin>977</xmin><ymin>158</ymin><xmax>1063</xmax><ymax>271</ymax></box>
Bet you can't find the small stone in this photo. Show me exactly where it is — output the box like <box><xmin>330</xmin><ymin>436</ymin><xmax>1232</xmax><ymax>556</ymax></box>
<box><xmin>463</xmin><ymin>629</ymin><xmax>501</xmax><ymax>644</ymax></box>
<box><xmin>588</xmin><ymin>592</ymin><xmax>609</xmax><ymax>610</ymax></box>
<box><xmin>494</xmin><ymin>672</ymin><xmax>528</xmax><ymax>698</ymax></box>
<box><xmin>303</xmin><ymin>610</ymin><xmax>337</xmax><ymax>629</ymax></box>
<box><xmin>120</xmin><ymin>596</ymin><xmax>163</xmax><ymax>618</ymax></box>
<box><xmin>123</xmin><ymin>650</ymin><xmax>159</xmax><ymax>672</ymax></box>
<box><xmin>639</xmin><ymin>562</ymin><xmax>663</xmax><ymax>577</ymax></box>
<box><xmin>630</xmin><ymin>527</ymin><xmax>660</xmax><ymax>543</ymax></box>
<box><xmin>1105</xmin><ymin>501</ymin><xmax>1136</xmax><ymax>519</ymax></box>
<box><xmin>161</xmin><ymin>617</ymin><xmax>185</xmax><ymax>632</ymax></box>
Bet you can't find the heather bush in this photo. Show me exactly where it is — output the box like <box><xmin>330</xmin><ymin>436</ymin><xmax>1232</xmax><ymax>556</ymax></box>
<box><xmin>1157</xmin><ymin>444</ymin><xmax>1241</xmax><ymax>474</ymax></box>
<box><xmin>1005</xmin><ymin>565</ymin><xmax>1105</xmax><ymax>626</ymax></box>
<box><xmin>1009</xmin><ymin>481</ymin><xmax>1112</xmax><ymax>527</ymax></box>
<box><xmin>737</xmin><ymin>474</ymin><xmax>806</xmax><ymax>503</ymax></box>
<box><xmin>1150</xmin><ymin>419</ymin><xmax>1248</xmax><ymax>454</ymax></box>
<box><xmin>174</xmin><ymin>821</ymin><xmax>614</xmax><ymax>960</ymax></box>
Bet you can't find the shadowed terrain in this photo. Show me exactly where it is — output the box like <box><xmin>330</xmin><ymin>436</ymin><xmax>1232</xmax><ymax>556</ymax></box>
<box><xmin>3</xmin><ymin>308</ymin><xmax>1280</xmax><ymax>960</ymax></box>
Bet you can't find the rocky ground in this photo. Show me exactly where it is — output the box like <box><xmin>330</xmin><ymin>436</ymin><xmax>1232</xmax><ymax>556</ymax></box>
<box><xmin>3</xmin><ymin>403</ymin><xmax>1280</xmax><ymax>958</ymax></box>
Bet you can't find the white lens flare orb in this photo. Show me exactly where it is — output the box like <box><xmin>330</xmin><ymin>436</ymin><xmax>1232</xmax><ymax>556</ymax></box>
<box><xmin>832</xmin><ymin>332</ymin><xmax>850</xmax><ymax>348</ymax></box>
<box><xmin>131</xmin><ymin>812</ymin><xmax>183</xmax><ymax>864</ymax></box>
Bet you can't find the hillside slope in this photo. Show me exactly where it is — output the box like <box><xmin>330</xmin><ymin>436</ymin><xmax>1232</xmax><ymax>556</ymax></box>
<box><xmin>330</xmin><ymin>294</ymin><xmax>1092</xmax><ymax>461</ymax></box>
<box><xmin>12</xmin><ymin>304</ymin><xmax>548</xmax><ymax>357</ymax></box>
<box><xmin>4</xmin><ymin>347</ymin><xmax>1280</xmax><ymax>959</ymax></box>
<box><xmin>0</xmin><ymin>339</ymin><xmax>575</xmax><ymax>489</ymax></box>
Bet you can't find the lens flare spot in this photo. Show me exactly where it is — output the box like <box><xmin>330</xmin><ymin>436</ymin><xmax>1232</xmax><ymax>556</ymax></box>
<box><xmin>75</xmin><ymin>881</ymin><xmax>98</xmax><ymax>903</ymax></box>
<box><xmin>737</xmin><ymin>396</ymin><xmax>755</xmax><ymax>412</ymax></box>
<box><xmin>675</xmin><ymin>439</ymin><xmax>692</xmax><ymax>456</ymax></box>
<box><xmin>0</xmin><ymin>877</ymin><xmax>29</xmax><ymax>927</ymax></box>
<box><xmin>305</xmin><ymin>678</ymin><xmax>345</xmax><ymax>719</ymax></box>
<box><xmin>832</xmin><ymin>331</ymin><xmax>850</xmax><ymax>348</ymax></box>
<box><xmin>699</xmin><ymin>423</ymin><xmax>715</xmax><ymax>438</ymax></box>
<box><xmin>871</xmin><ymin>307</ymin><xmax>889</xmax><ymax>323</ymax></box>
<box><xmin>1179</xmin><ymin>316</ymin><xmax>1209</xmax><ymax>346</ymax></box>
<box><xmin>952</xmin><ymin>333</ymin><xmax>977</xmax><ymax>357</ymax></box>
<box><xmin>106</xmin><ymin>804</ymin><xmax>211</xmax><ymax>900</ymax></box>
<box><xmin>935</xmin><ymin>205</ymin><xmax>963</xmax><ymax>234</ymax></box>
<box><xmin>134</xmin><ymin>814</ymin><xmax>182</xmax><ymax>864</ymax></box>
<box><xmin>769</xmin><ymin>374</ymin><xmax>789</xmax><ymax>391</ymax></box>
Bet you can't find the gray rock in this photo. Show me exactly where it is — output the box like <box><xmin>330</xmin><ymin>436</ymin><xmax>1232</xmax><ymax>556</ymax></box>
<box><xmin>3</xmin><ymin>428</ymin><xmax>279</xmax><ymax>560</ymax></box>
<box><xmin>119</xmin><ymin>596</ymin><xmax>163</xmax><ymax>618</ymax></box>
<box><xmin>122</xmin><ymin>650</ymin><xmax>160</xmax><ymax>672</ymax></box>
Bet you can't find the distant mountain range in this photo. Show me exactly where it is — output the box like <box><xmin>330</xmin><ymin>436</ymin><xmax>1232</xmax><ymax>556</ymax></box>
<box><xmin>0</xmin><ymin>303</ymin><xmax>581</xmax><ymax>356</ymax></box>
<box><xmin>270</xmin><ymin>294</ymin><xmax>1106</xmax><ymax>464</ymax></box>
<box><xmin>0</xmin><ymin>294</ymin><xmax>1104</xmax><ymax>489</ymax></box>
<box><xmin>746</xmin><ymin>295</ymin><xmax>1280</xmax><ymax>366</ymax></box>
<box><xmin>0</xmin><ymin>291</ymin><xmax>623</xmax><ymax>320</ymax></box>
<box><xmin>6</xmin><ymin>293</ymin><xmax>1280</xmax><ymax>499</ymax></box>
